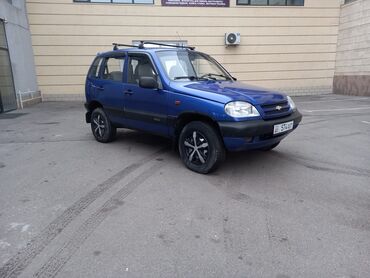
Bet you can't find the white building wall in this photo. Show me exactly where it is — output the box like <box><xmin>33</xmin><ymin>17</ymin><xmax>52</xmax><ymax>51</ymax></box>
<box><xmin>26</xmin><ymin>0</ymin><xmax>342</xmax><ymax>101</ymax></box>
<box><xmin>334</xmin><ymin>0</ymin><xmax>370</xmax><ymax>95</ymax></box>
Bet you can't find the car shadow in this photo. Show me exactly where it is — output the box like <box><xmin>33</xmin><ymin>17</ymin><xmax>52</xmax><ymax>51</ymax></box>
<box><xmin>114</xmin><ymin>129</ymin><xmax>171</xmax><ymax>148</ymax></box>
<box><xmin>113</xmin><ymin>129</ymin><xmax>279</xmax><ymax>173</ymax></box>
<box><xmin>219</xmin><ymin>150</ymin><xmax>278</xmax><ymax>174</ymax></box>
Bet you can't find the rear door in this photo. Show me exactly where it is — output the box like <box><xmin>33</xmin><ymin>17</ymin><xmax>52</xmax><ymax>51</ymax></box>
<box><xmin>86</xmin><ymin>56</ymin><xmax>103</xmax><ymax>100</ymax></box>
<box><xmin>94</xmin><ymin>53</ymin><xmax>126</xmax><ymax>126</ymax></box>
<box><xmin>123</xmin><ymin>53</ymin><xmax>168</xmax><ymax>136</ymax></box>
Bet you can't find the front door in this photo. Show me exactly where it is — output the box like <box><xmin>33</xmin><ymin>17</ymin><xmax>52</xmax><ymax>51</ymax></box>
<box><xmin>0</xmin><ymin>19</ymin><xmax>17</xmax><ymax>112</ymax></box>
<box><xmin>123</xmin><ymin>53</ymin><xmax>168</xmax><ymax>136</ymax></box>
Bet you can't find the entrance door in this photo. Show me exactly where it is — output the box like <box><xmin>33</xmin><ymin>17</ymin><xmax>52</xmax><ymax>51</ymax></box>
<box><xmin>0</xmin><ymin>19</ymin><xmax>17</xmax><ymax>112</ymax></box>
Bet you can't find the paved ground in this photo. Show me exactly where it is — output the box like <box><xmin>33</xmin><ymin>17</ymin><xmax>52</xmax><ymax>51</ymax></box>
<box><xmin>0</xmin><ymin>94</ymin><xmax>369</xmax><ymax>278</ymax></box>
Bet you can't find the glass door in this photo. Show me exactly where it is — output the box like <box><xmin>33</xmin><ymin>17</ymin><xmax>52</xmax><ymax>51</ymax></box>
<box><xmin>0</xmin><ymin>19</ymin><xmax>17</xmax><ymax>112</ymax></box>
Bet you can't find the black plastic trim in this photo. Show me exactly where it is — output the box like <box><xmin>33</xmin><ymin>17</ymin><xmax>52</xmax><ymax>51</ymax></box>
<box><xmin>218</xmin><ymin>110</ymin><xmax>302</xmax><ymax>137</ymax></box>
<box><xmin>85</xmin><ymin>112</ymin><xmax>91</xmax><ymax>123</ymax></box>
<box><xmin>124</xmin><ymin>108</ymin><xmax>167</xmax><ymax>125</ymax></box>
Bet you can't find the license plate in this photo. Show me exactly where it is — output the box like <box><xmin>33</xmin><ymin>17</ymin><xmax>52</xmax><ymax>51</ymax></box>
<box><xmin>273</xmin><ymin>121</ymin><xmax>294</xmax><ymax>135</ymax></box>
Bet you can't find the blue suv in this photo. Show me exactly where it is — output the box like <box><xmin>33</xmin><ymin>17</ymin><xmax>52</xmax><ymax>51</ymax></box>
<box><xmin>85</xmin><ymin>42</ymin><xmax>302</xmax><ymax>174</ymax></box>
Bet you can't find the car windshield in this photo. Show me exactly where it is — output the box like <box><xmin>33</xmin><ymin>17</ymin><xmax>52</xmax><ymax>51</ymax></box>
<box><xmin>156</xmin><ymin>50</ymin><xmax>231</xmax><ymax>81</ymax></box>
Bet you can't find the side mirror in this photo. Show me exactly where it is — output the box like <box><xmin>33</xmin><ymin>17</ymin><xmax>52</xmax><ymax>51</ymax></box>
<box><xmin>139</xmin><ymin>77</ymin><xmax>158</xmax><ymax>89</ymax></box>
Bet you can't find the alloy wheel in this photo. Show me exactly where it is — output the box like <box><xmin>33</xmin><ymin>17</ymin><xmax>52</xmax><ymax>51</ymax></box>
<box><xmin>92</xmin><ymin>113</ymin><xmax>106</xmax><ymax>139</ymax></box>
<box><xmin>184</xmin><ymin>131</ymin><xmax>209</xmax><ymax>165</ymax></box>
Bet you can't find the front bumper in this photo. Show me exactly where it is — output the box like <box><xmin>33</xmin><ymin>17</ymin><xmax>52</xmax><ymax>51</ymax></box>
<box><xmin>218</xmin><ymin>110</ymin><xmax>302</xmax><ymax>151</ymax></box>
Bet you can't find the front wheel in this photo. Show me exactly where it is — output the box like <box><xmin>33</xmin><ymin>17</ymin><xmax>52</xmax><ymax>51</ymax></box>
<box><xmin>179</xmin><ymin>121</ymin><xmax>225</xmax><ymax>174</ymax></box>
<box><xmin>91</xmin><ymin>108</ymin><xmax>116</xmax><ymax>143</ymax></box>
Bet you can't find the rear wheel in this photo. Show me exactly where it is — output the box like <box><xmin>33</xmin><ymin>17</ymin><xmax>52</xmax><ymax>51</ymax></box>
<box><xmin>91</xmin><ymin>108</ymin><xmax>116</xmax><ymax>143</ymax></box>
<box><xmin>179</xmin><ymin>121</ymin><xmax>225</xmax><ymax>174</ymax></box>
<box><xmin>259</xmin><ymin>142</ymin><xmax>280</xmax><ymax>151</ymax></box>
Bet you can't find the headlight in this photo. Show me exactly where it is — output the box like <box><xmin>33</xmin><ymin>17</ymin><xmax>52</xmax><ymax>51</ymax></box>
<box><xmin>287</xmin><ymin>96</ymin><xmax>296</xmax><ymax>111</ymax></box>
<box><xmin>225</xmin><ymin>101</ymin><xmax>260</xmax><ymax>118</ymax></box>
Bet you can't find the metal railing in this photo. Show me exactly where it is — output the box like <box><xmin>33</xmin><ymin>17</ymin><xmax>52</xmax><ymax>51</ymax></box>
<box><xmin>17</xmin><ymin>90</ymin><xmax>42</xmax><ymax>109</ymax></box>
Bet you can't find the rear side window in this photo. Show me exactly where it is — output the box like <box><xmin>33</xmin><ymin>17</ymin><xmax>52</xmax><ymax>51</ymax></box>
<box><xmin>88</xmin><ymin>57</ymin><xmax>103</xmax><ymax>79</ymax></box>
<box><xmin>102</xmin><ymin>56</ymin><xmax>125</xmax><ymax>82</ymax></box>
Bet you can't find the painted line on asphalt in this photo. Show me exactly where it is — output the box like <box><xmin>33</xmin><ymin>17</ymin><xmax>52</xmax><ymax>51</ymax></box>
<box><xmin>297</xmin><ymin>97</ymin><xmax>370</xmax><ymax>104</ymax></box>
<box><xmin>0</xmin><ymin>147</ymin><xmax>168</xmax><ymax>278</ymax></box>
<box><xmin>270</xmin><ymin>152</ymin><xmax>370</xmax><ymax>178</ymax></box>
<box><xmin>303</xmin><ymin>107</ymin><xmax>370</xmax><ymax>113</ymax></box>
<box><xmin>361</xmin><ymin>121</ymin><xmax>370</xmax><ymax>125</ymax></box>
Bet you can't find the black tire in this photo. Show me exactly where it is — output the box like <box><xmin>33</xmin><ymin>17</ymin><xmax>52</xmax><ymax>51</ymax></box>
<box><xmin>90</xmin><ymin>108</ymin><xmax>116</xmax><ymax>143</ymax></box>
<box><xmin>178</xmin><ymin>121</ymin><xmax>225</xmax><ymax>174</ymax></box>
<box><xmin>259</xmin><ymin>142</ymin><xmax>280</xmax><ymax>151</ymax></box>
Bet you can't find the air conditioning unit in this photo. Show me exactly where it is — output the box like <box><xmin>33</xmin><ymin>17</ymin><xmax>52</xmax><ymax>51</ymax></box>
<box><xmin>225</xmin><ymin>32</ymin><xmax>240</xmax><ymax>46</ymax></box>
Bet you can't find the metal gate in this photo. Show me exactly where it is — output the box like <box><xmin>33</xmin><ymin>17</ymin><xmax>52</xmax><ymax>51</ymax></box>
<box><xmin>0</xmin><ymin>19</ymin><xmax>17</xmax><ymax>112</ymax></box>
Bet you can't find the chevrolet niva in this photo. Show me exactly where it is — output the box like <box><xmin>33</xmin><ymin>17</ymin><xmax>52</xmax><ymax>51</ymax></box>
<box><xmin>85</xmin><ymin>42</ymin><xmax>302</xmax><ymax>174</ymax></box>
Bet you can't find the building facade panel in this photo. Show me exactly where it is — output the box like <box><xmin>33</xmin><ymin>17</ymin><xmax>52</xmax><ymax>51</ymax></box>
<box><xmin>334</xmin><ymin>0</ymin><xmax>370</xmax><ymax>96</ymax></box>
<box><xmin>26</xmin><ymin>0</ymin><xmax>341</xmax><ymax>100</ymax></box>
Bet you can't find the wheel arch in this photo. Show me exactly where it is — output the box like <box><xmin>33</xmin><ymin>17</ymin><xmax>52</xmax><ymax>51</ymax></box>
<box><xmin>174</xmin><ymin>112</ymin><xmax>223</xmax><ymax>146</ymax></box>
<box><xmin>85</xmin><ymin>100</ymin><xmax>103</xmax><ymax>123</ymax></box>
<box><xmin>88</xmin><ymin>100</ymin><xmax>103</xmax><ymax>112</ymax></box>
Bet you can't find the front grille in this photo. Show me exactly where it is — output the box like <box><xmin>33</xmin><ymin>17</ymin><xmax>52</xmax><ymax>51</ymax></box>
<box><xmin>260</xmin><ymin>101</ymin><xmax>291</xmax><ymax>119</ymax></box>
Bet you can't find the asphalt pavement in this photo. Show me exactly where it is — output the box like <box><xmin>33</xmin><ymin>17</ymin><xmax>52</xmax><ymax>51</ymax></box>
<box><xmin>0</xmin><ymin>94</ymin><xmax>369</xmax><ymax>278</ymax></box>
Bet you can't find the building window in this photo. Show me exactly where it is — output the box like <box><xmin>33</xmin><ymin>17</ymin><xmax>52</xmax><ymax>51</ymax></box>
<box><xmin>73</xmin><ymin>0</ymin><xmax>154</xmax><ymax>4</ymax></box>
<box><xmin>237</xmin><ymin>0</ymin><xmax>304</xmax><ymax>5</ymax></box>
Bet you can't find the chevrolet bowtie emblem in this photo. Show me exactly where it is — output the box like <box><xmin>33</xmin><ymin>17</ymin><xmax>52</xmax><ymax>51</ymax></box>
<box><xmin>276</xmin><ymin>105</ymin><xmax>282</xmax><ymax>111</ymax></box>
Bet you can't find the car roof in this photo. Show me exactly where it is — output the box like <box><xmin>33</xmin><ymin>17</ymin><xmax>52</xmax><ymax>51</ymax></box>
<box><xmin>97</xmin><ymin>47</ymin><xmax>193</xmax><ymax>57</ymax></box>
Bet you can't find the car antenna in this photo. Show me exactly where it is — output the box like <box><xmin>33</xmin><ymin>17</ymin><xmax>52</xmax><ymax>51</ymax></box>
<box><xmin>176</xmin><ymin>31</ymin><xmax>187</xmax><ymax>49</ymax></box>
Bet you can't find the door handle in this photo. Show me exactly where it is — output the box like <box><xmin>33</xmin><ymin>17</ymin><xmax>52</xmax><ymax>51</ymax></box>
<box><xmin>92</xmin><ymin>84</ymin><xmax>104</xmax><ymax>91</ymax></box>
<box><xmin>124</xmin><ymin>90</ymin><xmax>133</xmax><ymax>96</ymax></box>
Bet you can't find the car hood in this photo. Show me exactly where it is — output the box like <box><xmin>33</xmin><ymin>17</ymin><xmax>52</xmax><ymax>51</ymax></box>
<box><xmin>169</xmin><ymin>81</ymin><xmax>287</xmax><ymax>105</ymax></box>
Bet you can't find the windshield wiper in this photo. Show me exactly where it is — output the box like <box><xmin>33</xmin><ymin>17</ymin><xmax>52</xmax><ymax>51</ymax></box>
<box><xmin>174</xmin><ymin>76</ymin><xmax>198</xmax><ymax>80</ymax></box>
<box><xmin>199</xmin><ymin>73</ymin><xmax>231</xmax><ymax>80</ymax></box>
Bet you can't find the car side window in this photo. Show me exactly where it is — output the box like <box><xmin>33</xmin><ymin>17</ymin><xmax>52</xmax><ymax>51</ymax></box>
<box><xmin>128</xmin><ymin>55</ymin><xmax>157</xmax><ymax>85</ymax></box>
<box><xmin>102</xmin><ymin>56</ymin><xmax>125</xmax><ymax>82</ymax></box>
<box><xmin>88</xmin><ymin>57</ymin><xmax>103</xmax><ymax>79</ymax></box>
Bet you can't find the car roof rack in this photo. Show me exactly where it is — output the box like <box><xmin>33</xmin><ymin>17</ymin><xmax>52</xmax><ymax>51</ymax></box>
<box><xmin>112</xmin><ymin>43</ymin><xmax>137</xmax><ymax>50</ymax></box>
<box><xmin>112</xmin><ymin>41</ymin><xmax>195</xmax><ymax>51</ymax></box>
<box><xmin>138</xmin><ymin>41</ymin><xmax>195</xmax><ymax>50</ymax></box>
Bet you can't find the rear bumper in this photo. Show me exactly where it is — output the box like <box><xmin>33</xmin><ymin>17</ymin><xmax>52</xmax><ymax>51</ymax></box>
<box><xmin>84</xmin><ymin>103</ymin><xmax>91</xmax><ymax>123</ymax></box>
<box><xmin>218</xmin><ymin>110</ymin><xmax>302</xmax><ymax>151</ymax></box>
<box><xmin>85</xmin><ymin>112</ymin><xmax>91</xmax><ymax>123</ymax></box>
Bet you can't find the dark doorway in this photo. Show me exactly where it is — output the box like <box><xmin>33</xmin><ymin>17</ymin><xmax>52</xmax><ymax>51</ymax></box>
<box><xmin>0</xmin><ymin>19</ymin><xmax>17</xmax><ymax>113</ymax></box>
